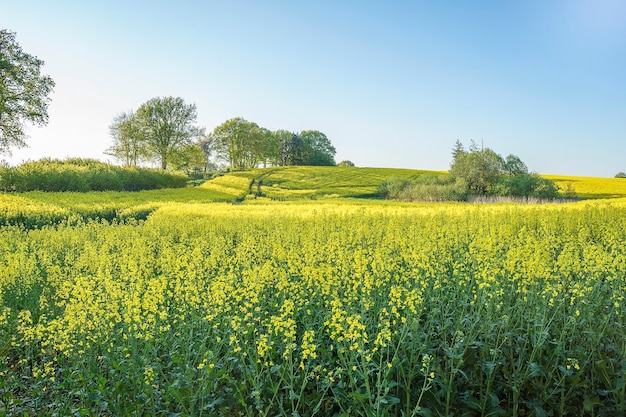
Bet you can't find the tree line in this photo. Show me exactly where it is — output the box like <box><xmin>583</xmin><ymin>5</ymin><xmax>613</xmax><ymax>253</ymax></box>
<box><xmin>380</xmin><ymin>141</ymin><xmax>561</xmax><ymax>201</ymax></box>
<box><xmin>106</xmin><ymin>97</ymin><xmax>337</xmax><ymax>173</ymax></box>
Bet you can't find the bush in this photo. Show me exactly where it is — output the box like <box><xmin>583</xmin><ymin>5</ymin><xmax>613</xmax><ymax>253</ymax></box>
<box><xmin>337</xmin><ymin>160</ymin><xmax>355</xmax><ymax>167</ymax></box>
<box><xmin>397</xmin><ymin>175</ymin><xmax>468</xmax><ymax>201</ymax></box>
<box><xmin>492</xmin><ymin>174</ymin><xmax>560</xmax><ymax>199</ymax></box>
<box><xmin>378</xmin><ymin>177</ymin><xmax>411</xmax><ymax>198</ymax></box>
<box><xmin>379</xmin><ymin>175</ymin><xmax>468</xmax><ymax>201</ymax></box>
<box><xmin>616</xmin><ymin>172</ymin><xmax>626</xmax><ymax>178</ymax></box>
<box><xmin>0</xmin><ymin>158</ymin><xmax>188</xmax><ymax>192</ymax></box>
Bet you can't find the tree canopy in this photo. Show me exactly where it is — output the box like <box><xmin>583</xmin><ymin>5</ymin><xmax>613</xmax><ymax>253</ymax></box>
<box><xmin>106</xmin><ymin>111</ymin><xmax>147</xmax><ymax>166</ymax></box>
<box><xmin>449</xmin><ymin>142</ymin><xmax>558</xmax><ymax>198</ymax></box>
<box><xmin>0</xmin><ymin>30</ymin><xmax>55</xmax><ymax>154</ymax></box>
<box><xmin>107</xmin><ymin>97</ymin><xmax>204</xmax><ymax>170</ymax></box>
<box><xmin>209</xmin><ymin>118</ymin><xmax>336</xmax><ymax>171</ymax></box>
<box><xmin>136</xmin><ymin>97</ymin><xmax>204</xmax><ymax>170</ymax></box>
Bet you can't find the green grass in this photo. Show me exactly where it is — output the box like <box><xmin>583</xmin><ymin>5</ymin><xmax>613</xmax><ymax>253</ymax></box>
<box><xmin>252</xmin><ymin>166</ymin><xmax>445</xmax><ymax>199</ymax></box>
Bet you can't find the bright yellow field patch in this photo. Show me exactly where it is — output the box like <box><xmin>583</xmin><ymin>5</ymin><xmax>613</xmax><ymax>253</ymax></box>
<box><xmin>1</xmin><ymin>197</ymin><xmax>626</xmax><ymax>414</ymax></box>
<box><xmin>544</xmin><ymin>174</ymin><xmax>626</xmax><ymax>199</ymax></box>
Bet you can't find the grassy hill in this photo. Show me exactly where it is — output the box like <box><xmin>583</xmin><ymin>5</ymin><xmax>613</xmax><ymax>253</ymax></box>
<box><xmin>248</xmin><ymin>166</ymin><xmax>445</xmax><ymax>199</ymax></box>
<box><xmin>203</xmin><ymin>167</ymin><xmax>626</xmax><ymax>201</ymax></box>
<box><xmin>544</xmin><ymin>174</ymin><xmax>626</xmax><ymax>199</ymax></box>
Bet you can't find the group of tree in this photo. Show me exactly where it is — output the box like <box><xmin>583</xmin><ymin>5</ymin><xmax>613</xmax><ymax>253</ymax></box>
<box><xmin>107</xmin><ymin>101</ymin><xmax>337</xmax><ymax>173</ymax></box>
<box><xmin>381</xmin><ymin>141</ymin><xmax>560</xmax><ymax>201</ymax></box>
<box><xmin>208</xmin><ymin>118</ymin><xmax>336</xmax><ymax>170</ymax></box>
<box><xmin>449</xmin><ymin>140</ymin><xmax>559</xmax><ymax>198</ymax></box>
<box><xmin>106</xmin><ymin>97</ymin><xmax>205</xmax><ymax>171</ymax></box>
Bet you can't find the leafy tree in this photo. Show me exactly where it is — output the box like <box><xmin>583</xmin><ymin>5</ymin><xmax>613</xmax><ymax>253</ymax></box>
<box><xmin>503</xmin><ymin>154</ymin><xmax>528</xmax><ymax>175</ymax></box>
<box><xmin>337</xmin><ymin>160</ymin><xmax>355</xmax><ymax>167</ymax></box>
<box><xmin>298</xmin><ymin>130</ymin><xmax>336</xmax><ymax>166</ymax></box>
<box><xmin>615</xmin><ymin>172</ymin><xmax>626</xmax><ymax>178</ymax></box>
<box><xmin>170</xmin><ymin>143</ymin><xmax>206</xmax><ymax>176</ymax></box>
<box><xmin>106</xmin><ymin>111</ymin><xmax>147</xmax><ymax>166</ymax></box>
<box><xmin>274</xmin><ymin>129</ymin><xmax>297</xmax><ymax>166</ymax></box>
<box><xmin>135</xmin><ymin>96</ymin><xmax>204</xmax><ymax>170</ymax></box>
<box><xmin>212</xmin><ymin>117</ymin><xmax>266</xmax><ymax>170</ymax></box>
<box><xmin>450</xmin><ymin>147</ymin><xmax>503</xmax><ymax>194</ymax></box>
<box><xmin>0</xmin><ymin>30</ymin><xmax>55</xmax><ymax>154</ymax></box>
<box><xmin>449</xmin><ymin>142</ymin><xmax>559</xmax><ymax>198</ymax></box>
<box><xmin>451</xmin><ymin>140</ymin><xmax>466</xmax><ymax>163</ymax></box>
<box><xmin>493</xmin><ymin>173</ymin><xmax>558</xmax><ymax>198</ymax></box>
<box><xmin>197</xmin><ymin>134</ymin><xmax>216</xmax><ymax>171</ymax></box>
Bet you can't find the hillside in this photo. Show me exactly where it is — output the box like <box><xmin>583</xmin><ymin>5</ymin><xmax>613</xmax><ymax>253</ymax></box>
<box><xmin>206</xmin><ymin>167</ymin><xmax>626</xmax><ymax>201</ymax></box>
<box><xmin>221</xmin><ymin>166</ymin><xmax>446</xmax><ymax>200</ymax></box>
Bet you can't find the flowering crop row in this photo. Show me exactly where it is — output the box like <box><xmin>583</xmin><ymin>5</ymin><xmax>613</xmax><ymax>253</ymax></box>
<box><xmin>1</xmin><ymin>200</ymin><xmax>625</xmax><ymax>416</ymax></box>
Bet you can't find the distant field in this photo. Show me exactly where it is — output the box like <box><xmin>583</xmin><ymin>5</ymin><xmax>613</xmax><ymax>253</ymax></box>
<box><xmin>253</xmin><ymin>166</ymin><xmax>445</xmax><ymax>199</ymax></box>
<box><xmin>544</xmin><ymin>174</ymin><xmax>626</xmax><ymax>199</ymax></box>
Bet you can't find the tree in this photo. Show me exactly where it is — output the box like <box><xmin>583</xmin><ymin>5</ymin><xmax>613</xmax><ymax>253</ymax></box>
<box><xmin>135</xmin><ymin>96</ymin><xmax>204</xmax><ymax>170</ymax></box>
<box><xmin>450</xmin><ymin>147</ymin><xmax>503</xmax><ymax>194</ymax></box>
<box><xmin>0</xmin><ymin>30</ymin><xmax>55</xmax><ymax>154</ymax></box>
<box><xmin>105</xmin><ymin>111</ymin><xmax>147</xmax><ymax>166</ymax></box>
<box><xmin>449</xmin><ymin>142</ymin><xmax>559</xmax><ymax>198</ymax></box>
<box><xmin>197</xmin><ymin>134</ymin><xmax>216</xmax><ymax>171</ymax></box>
<box><xmin>212</xmin><ymin>117</ymin><xmax>266</xmax><ymax>171</ymax></box>
<box><xmin>615</xmin><ymin>172</ymin><xmax>626</xmax><ymax>178</ymax></box>
<box><xmin>451</xmin><ymin>140</ymin><xmax>465</xmax><ymax>164</ymax></box>
<box><xmin>170</xmin><ymin>143</ymin><xmax>206</xmax><ymax>176</ymax></box>
<box><xmin>337</xmin><ymin>160</ymin><xmax>355</xmax><ymax>167</ymax></box>
<box><xmin>298</xmin><ymin>130</ymin><xmax>336</xmax><ymax>166</ymax></box>
<box><xmin>273</xmin><ymin>129</ymin><xmax>296</xmax><ymax>166</ymax></box>
<box><xmin>503</xmin><ymin>154</ymin><xmax>528</xmax><ymax>176</ymax></box>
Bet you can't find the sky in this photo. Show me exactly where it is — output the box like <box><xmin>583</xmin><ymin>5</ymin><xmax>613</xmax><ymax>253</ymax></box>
<box><xmin>3</xmin><ymin>0</ymin><xmax>626</xmax><ymax>176</ymax></box>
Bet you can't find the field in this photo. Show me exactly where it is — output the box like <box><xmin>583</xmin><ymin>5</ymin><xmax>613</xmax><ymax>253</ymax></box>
<box><xmin>1</xmin><ymin>167</ymin><xmax>626</xmax><ymax>416</ymax></box>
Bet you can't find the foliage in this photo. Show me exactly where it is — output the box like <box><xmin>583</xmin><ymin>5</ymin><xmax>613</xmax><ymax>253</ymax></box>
<box><xmin>210</xmin><ymin>121</ymin><xmax>338</xmax><ymax>170</ymax></box>
<box><xmin>107</xmin><ymin>97</ymin><xmax>204</xmax><ymax>170</ymax></box>
<box><xmin>379</xmin><ymin>174</ymin><xmax>468</xmax><ymax>201</ymax></box>
<box><xmin>297</xmin><ymin>130</ymin><xmax>336</xmax><ymax>166</ymax></box>
<box><xmin>377</xmin><ymin>177</ymin><xmax>411</xmax><ymax>199</ymax></box>
<box><xmin>615</xmin><ymin>172</ymin><xmax>626</xmax><ymax>179</ymax></box>
<box><xmin>449</xmin><ymin>142</ymin><xmax>559</xmax><ymax>199</ymax></box>
<box><xmin>136</xmin><ymin>96</ymin><xmax>205</xmax><ymax>169</ymax></box>
<box><xmin>1</xmin><ymin>200</ymin><xmax>626</xmax><ymax>415</ymax></box>
<box><xmin>211</xmin><ymin>117</ymin><xmax>269</xmax><ymax>171</ymax></box>
<box><xmin>337</xmin><ymin>160</ymin><xmax>355</xmax><ymax>167</ymax></box>
<box><xmin>170</xmin><ymin>143</ymin><xmax>206</xmax><ymax>177</ymax></box>
<box><xmin>0</xmin><ymin>158</ymin><xmax>188</xmax><ymax>192</ymax></box>
<box><xmin>0</xmin><ymin>30</ymin><xmax>55</xmax><ymax>154</ymax></box>
<box><xmin>492</xmin><ymin>173</ymin><xmax>559</xmax><ymax>198</ymax></box>
<box><xmin>105</xmin><ymin>110</ymin><xmax>148</xmax><ymax>166</ymax></box>
<box><xmin>449</xmin><ymin>147</ymin><xmax>504</xmax><ymax>194</ymax></box>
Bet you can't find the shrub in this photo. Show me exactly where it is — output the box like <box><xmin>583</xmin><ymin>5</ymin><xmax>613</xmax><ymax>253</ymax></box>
<box><xmin>378</xmin><ymin>177</ymin><xmax>411</xmax><ymax>198</ymax></box>
<box><xmin>492</xmin><ymin>174</ymin><xmax>560</xmax><ymax>199</ymax></box>
<box><xmin>0</xmin><ymin>159</ymin><xmax>188</xmax><ymax>192</ymax></box>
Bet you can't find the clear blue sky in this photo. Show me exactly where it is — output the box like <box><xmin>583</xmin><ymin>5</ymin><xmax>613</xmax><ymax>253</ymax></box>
<box><xmin>4</xmin><ymin>0</ymin><xmax>626</xmax><ymax>176</ymax></box>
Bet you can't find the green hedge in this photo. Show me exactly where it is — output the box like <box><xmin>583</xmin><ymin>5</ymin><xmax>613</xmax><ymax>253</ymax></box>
<box><xmin>0</xmin><ymin>158</ymin><xmax>188</xmax><ymax>192</ymax></box>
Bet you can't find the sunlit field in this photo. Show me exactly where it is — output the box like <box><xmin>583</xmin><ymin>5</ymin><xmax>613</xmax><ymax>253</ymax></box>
<box><xmin>544</xmin><ymin>174</ymin><xmax>626</xmax><ymax>199</ymax></box>
<box><xmin>2</xmin><ymin>168</ymin><xmax>626</xmax><ymax>416</ymax></box>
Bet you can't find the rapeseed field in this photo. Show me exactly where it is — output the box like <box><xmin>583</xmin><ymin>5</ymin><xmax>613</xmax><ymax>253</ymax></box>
<box><xmin>1</xmin><ymin>194</ymin><xmax>625</xmax><ymax>416</ymax></box>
